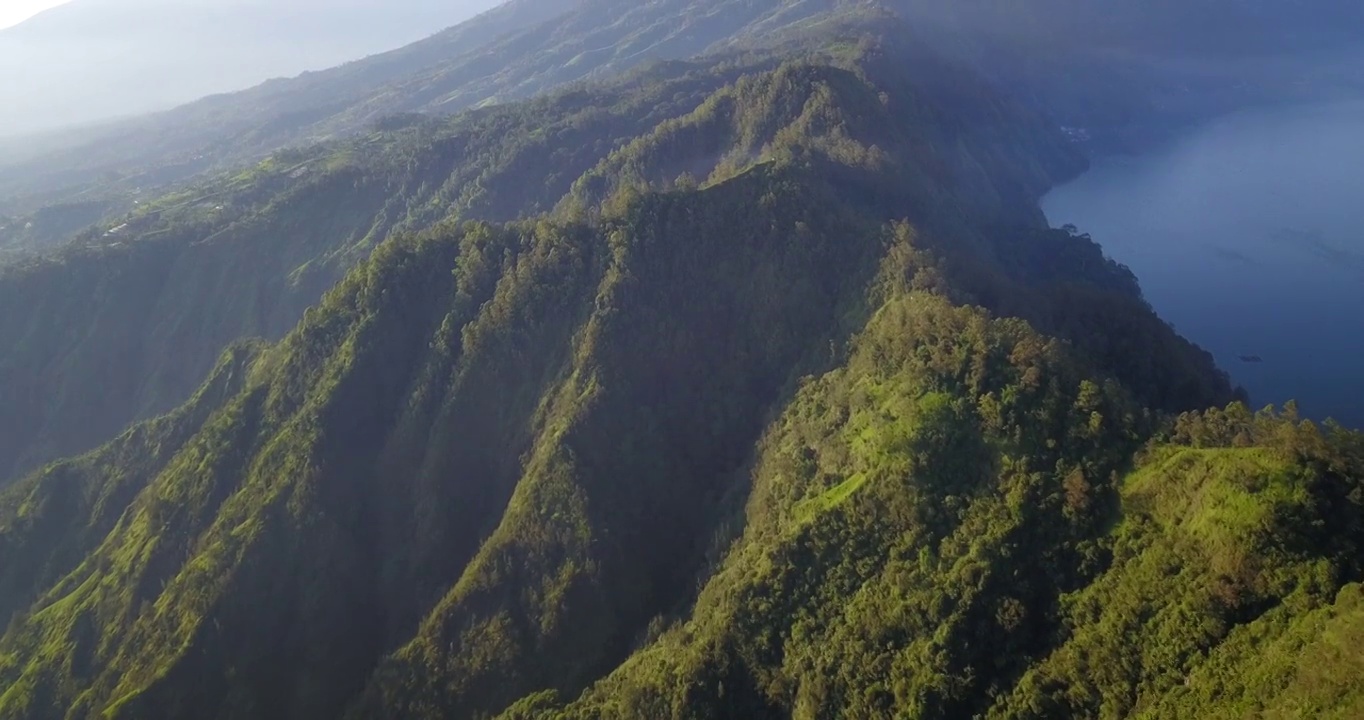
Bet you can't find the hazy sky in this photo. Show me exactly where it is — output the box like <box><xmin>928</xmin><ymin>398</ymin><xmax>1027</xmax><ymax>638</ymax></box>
<box><xmin>0</xmin><ymin>0</ymin><xmax>499</xmax><ymax>137</ymax></box>
<box><xmin>0</xmin><ymin>0</ymin><xmax>70</xmax><ymax>30</ymax></box>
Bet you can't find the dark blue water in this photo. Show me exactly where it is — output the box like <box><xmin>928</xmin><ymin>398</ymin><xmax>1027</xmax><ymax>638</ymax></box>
<box><xmin>1044</xmin><ymin>102</ymin><xmax>1364</xmax><ymax>428</ymax></box>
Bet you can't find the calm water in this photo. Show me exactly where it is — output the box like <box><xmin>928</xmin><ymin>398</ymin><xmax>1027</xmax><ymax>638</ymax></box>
<box><xmin>1044</xmin><ymin>102</ymin><xmax>1364</xmax><ymax>428</ymax></box>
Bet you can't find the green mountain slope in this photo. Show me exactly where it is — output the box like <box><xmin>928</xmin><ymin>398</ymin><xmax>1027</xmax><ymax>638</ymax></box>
<box><xmin>0</xmin><ymin>8</ymin><xmax>1360</xmax><ymax>720</ymax></box>
<box><xmin>0</xmin><ymin>12</ymin><xmax>1244</xmax><ymax>487</ymax></box>
<box><xmin>541</xmin><ymin>399</ymin><xmax>1364</xmax><ymax>719</ymax></box>
<box><xmin>993</xmin><ymin>411</ymin><xmax>1364</xmax><ymax>719</ymax></box>
<box><xmin>0</xmin><ymin>41</ymin><xmax>1288</xmax><ymax>720</ymax></box>
<box><xmin>0</xmin><ymin>51</ymin><xmax>808</xmax><ymax>485</ymax></box>
<box><xmin>524</xmin><ymin>288</ymin><xmax>1153</xmax><ymax>719</ymax></box>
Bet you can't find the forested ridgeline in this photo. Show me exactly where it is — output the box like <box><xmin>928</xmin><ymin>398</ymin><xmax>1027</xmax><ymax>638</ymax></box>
<box><xmin>0</xmin><ymin>4</ymin><xmax>1361</xmax><ymax>719</ymax></box>
<box><xmin>1</xmin><ymin>17</ymin><xmax>1255</xmax><ymax>489</ymax></box>
<box><xmin>0</xmin><ymin>45</ymin><xmax>859</xmax><ymax>486</ymax></box>
<box><xmin>2</xmin><ymin>41</ymin><xmax>1338</xmax><ymax>720</ymax></box>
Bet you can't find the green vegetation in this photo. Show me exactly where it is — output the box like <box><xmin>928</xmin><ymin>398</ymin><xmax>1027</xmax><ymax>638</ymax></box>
<box><xmin>0</xmin><ymin>48</ymin><xmax>851</xmax><ymax>485</ymax></box>
<box><xmin>992</xmin><ymin>406</ymin><xmax>1364</xmax><ymax>719</ymax></box>
<box><xmin>0</xmin><ymin>6</ymin><xmax>1359</xmax><ymax>720</ymax></box>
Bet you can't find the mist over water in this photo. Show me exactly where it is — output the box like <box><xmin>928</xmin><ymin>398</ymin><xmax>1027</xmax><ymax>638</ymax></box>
<box><xmin>1045</xmin><ymin>101</ymin><xmax>1364</xmax><ymax>428</ymax></box>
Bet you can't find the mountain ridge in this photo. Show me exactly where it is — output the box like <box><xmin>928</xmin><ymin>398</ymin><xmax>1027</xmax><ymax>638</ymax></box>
<box><xmin>0</xmin><ymin>3</ymin><xmax>1360</xmax><ymax>719</ymax></box>
<box><xmin>4</xmin><ymin>0</ymin><xmax>1361</xmax><ymax>221</ymax></box>
<box><xmin>0</xmin><ymin>40</ymin><xmax>1265</xmax><ymax>719</ymax></box>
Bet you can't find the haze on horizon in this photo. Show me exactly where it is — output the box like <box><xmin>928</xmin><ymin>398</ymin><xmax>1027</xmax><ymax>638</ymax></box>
<box><xmin>0</xmin><ymin>0</ymin><xmax>500</xmax><ymax>138</ymax></box>
<box><xmin>0</xmin><ymin>0</ymin><xmax>73</xmax><ymax>30</ymax></box>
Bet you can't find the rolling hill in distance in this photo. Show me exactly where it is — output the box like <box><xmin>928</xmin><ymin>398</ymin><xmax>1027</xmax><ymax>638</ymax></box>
<box><xmin>0</xmin><ymin>1</ymin><xmax>1362</xmax><ymax>719</ymax></box>
<box><xmin>2</xmin><ymin>0</ymin><xmax>1361</xmax><ymax>219</ymax></box>
<box><xmin>0</xmin><ymin>0</ymin><xmax>503</xmax><ymax>138</ymax></box>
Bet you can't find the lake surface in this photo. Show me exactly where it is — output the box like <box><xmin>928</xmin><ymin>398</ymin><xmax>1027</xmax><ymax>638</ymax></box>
<box><xmin>1044</xmin><ymin>101</ymin><xmax>1364</xmax><ymax>428</ymax></box>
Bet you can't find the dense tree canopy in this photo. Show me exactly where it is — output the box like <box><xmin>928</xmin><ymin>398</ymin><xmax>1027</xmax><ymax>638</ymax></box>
<box><xmin>0</xmin><ymin>6</ymin><xmax>1358</xmax><ymax>720</ymax></box>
